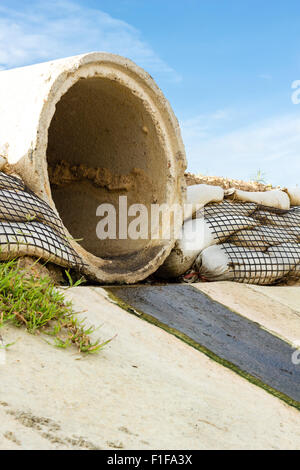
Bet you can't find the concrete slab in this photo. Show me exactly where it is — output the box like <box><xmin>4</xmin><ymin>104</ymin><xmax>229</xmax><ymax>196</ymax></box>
<box><xmin>106</xmin><ymin>285</ymin><xmax>300</xmax><ymax>406</ymax></box>
<box><xmin>247</xmin><ymin>285</ymin><xmax>300</xmax><ymax>314</ymax></box>
<box><xmin>194</xmin><ymin>282</ymin><xmax>300</xmax><ymax>346</ymax></box>
<box><xmin>0</xmin><ymin>286</ymin><xmax>299</xmax><ymax>450</ymax></box>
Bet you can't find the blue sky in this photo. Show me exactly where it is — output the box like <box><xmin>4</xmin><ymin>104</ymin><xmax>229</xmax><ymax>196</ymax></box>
<box><xmin>1</xmin><ymin>0</ymin><xmax>300</xmax><ymax>186</ymax></box>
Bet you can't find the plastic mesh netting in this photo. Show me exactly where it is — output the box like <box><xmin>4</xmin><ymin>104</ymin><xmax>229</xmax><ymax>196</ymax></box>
<box><xmin>0</xmin><ymin>172</ymin><xmax>85</xmax><ymax>270</ymax></box>
<box><xmin>190</xmin><ymin>200</ymin><xmax>300</xmax><ymax>285</ymax></box>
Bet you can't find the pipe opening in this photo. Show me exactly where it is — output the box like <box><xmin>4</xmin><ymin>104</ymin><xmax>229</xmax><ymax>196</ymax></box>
<box><xmin>47</xmin><ymin>76</ymin><xmax>169</xmax><ymax>271</ymax></box>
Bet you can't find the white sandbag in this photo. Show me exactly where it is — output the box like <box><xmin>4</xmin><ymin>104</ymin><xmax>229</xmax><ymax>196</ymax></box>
<box><xmin>158</xmin><ymin>208</ymin><xmax>258</xmax><ymax>279</ymax></box>
<box><xmin>194</xmin><ymin>245</ymin><xmax>233</xmax><ymax>281</ymax></box>
<box><xmin>286</xmin><ymin>226</ymin><xmax>300</xmax><ymax>240</ymax></box>
<box><xmin>0</xmin><ymin>221</ymin><xmax>77</xmax><ymax>267</ymax></box>
<box><xmin>218</xmin><ymin>244</ymin><xmax>272</xmax><ymax>284</ymax></box>
<box><xmin>0</xmin><ymin>155</ymin><xmax>7</xmax><ymax>170</ymax></box>
<box><xmin>0</xmin><ymin>171</ymin><xmax>25</xmax><ymax>190</ymax></box>
<box><xmin>229</xmin><ymin>229</ymin><xmax>270</xmax><ymax>250</ymax></box>
<box><xmin>195</xmin><ymin>242</ymin><xmax>297</xmax><ymax>284</ymax></box>
<box><xmin>232</xmin><ymin>257</ymin><xmax>290</xmax><ymax>285</ymax></box>
<box><xmin>253</xmin><ymin>209</ymin><xmax>300</xmax><ymax>228</ymax></box>
<box><xmin>205</xmin><ymin>214</ymin><xmax>258</xmax><ymax>241</ymax></box>
<box><xmin>229</xmin><ymin>226</ymin><xmax>298</xmax><ymax>250</ymax></box>
<box><xmin>156</xmin><ymin>217</ymin><xmax>216</xmax><ymax>278</ymax></box>
<box><xmin>288</xmin><ymin>261</ymin><xmax>300</xmax><ymax>278</ymax></box>
<box><xmin>197</xmin><ymin>201</ymin><xmax>258</xmax><ymax>220</ymax></box>
<box><xmin>285</xmin><ymin>187</ymin><xmax>300</xmax><ymax>206</ymax></box>
<box><xmin>209</xmin><ymin>201</ymin><xmax>258</xmax><ymax>217</ymax></box>
<box><xmin>0</xmin><ymin>189</ymin><xmax>65</xmax><ymax>233</ymax></box>
<box><xmin>264</xmin><ymin>243</ymin><xmax>300</xmax><ymax>281</ymax></box>
<box><xmin>268</xmin><ymin>243</ymin><xmax>300</xmax><ymax>266</ymax></box>
<box><xmin>184</xmin><ymin>184</ymin><xmax>224</xmax><ymax>220</ymax></box>
<box><xmin>223</xmin><ymin>243</ymin><xmax>298</xmax><ymax>284</ymax></box>
<box><xmin>233</xmin><ymin>189</ymin><xmax>290</xmax><ymax>210</ymax></box>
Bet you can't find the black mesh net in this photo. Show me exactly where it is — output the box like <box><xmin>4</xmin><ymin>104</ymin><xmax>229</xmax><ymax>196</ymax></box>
<box><xmin>187</xmin><ymin>200</ymin><xmax>300</xmax><ymax>285</ymax></box>
<box><xmin>0</xmin><ymin>172</ymin><xmax>85</xmax><ymax>271</ymax></box>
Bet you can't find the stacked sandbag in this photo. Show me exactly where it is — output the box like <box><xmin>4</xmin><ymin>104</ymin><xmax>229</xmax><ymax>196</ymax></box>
<box><xmin>184</xmin><ymin>184</ymin><xmax>224</xmax><ymax>220</ymax></box>
<box><xmin>195</xmin><ymin>242</ymin><xmax>300</xmax><ymax>285</ymax></box>
<box><xmin>230</xmin><ymin>188</ymin><xmax>290</xmax><ymax>210</ymax></box>
<box><xmin>156</xmin><ymin>184</ymin><xmax>225</xmax><ymax>279</ymax></box>
<box><xmin>229</xmin><ymin>225</ymin><xmax>299</xmax><ymax>250</ymax></box>
<box><xmin>0</xmin><ymin>172</ymin><xmax>84</xmax><ymax>269</ymax></box>
<box><xmin>192</xmin><ymin>198</ymin><xmax>300</xmax><ymax>285</ymax></box>
<box><xmin>155</xmin><ymin>218</ymin><xmax>217</xmax><ymax>279</ymax></box>
<box><xmin>284</xmin><ymin>187</ymin><xmax>300</xmax><ymax>206</ymax></box>
<box><xmin>158</xmin><ymin>183</ymin><xmax>300</xmax><ymax>285</ymax></box>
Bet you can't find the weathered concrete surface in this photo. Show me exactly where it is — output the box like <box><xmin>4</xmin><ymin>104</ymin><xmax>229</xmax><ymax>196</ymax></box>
<box><xmin>194</xmin><ymin>282</ymin><xmax>300</xmax><ymax>346</ymax></box>
<box><xmin>107</xmin><ymin>285</ymin><xmax>300</xmax><ymax>405</ymax></box>
<box><xmin>0</xmin><ymin>286</ymin><xmax>299</xmax><ymax>450</ymax></box>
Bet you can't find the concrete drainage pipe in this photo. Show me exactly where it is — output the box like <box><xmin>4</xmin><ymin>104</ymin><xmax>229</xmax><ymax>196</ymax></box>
<box><xmin>0</xmin><ymin>53</ymin><xmax>186</xmax><ymax>283</ymax></box>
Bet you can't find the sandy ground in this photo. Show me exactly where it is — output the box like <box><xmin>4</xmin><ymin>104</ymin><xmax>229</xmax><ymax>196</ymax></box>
<box><xmin>0</xmin><ymin>284</ymin><xmax>299</xmax><ymax>450</ymax></box>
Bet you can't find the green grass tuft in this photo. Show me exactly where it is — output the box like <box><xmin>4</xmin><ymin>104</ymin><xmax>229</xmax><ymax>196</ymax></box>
<box><xmin>0</xmin><ymin>258</ymin><xmax>110</xmax><ymax>353</ymax></box>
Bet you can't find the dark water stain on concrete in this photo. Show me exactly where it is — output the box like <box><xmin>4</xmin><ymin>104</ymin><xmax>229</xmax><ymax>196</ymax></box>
<box><xmin>106</xmin><ymin>284</ymin><xmax>300</xmax><ymax>411</ymax></box>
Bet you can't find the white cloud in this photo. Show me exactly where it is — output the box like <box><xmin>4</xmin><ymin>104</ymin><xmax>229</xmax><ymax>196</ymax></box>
<box><xmin>181</xmin><ymin>109</ymin><xmax>233</xmax><ymax>140</ymax></box>
<box><xmin>0</xmin><ymin>0</ymin><xmax>180</xmax><ymax>82</ymax></box>
<box><xmin>259</xmin><ymin>74</ymin><xmax>272</xmax><ymax>80</ymax></box>
<box><xmin>181</xmin><ymin>113</ymin><xmax>300</xmax><ymax>186</ymax></box>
